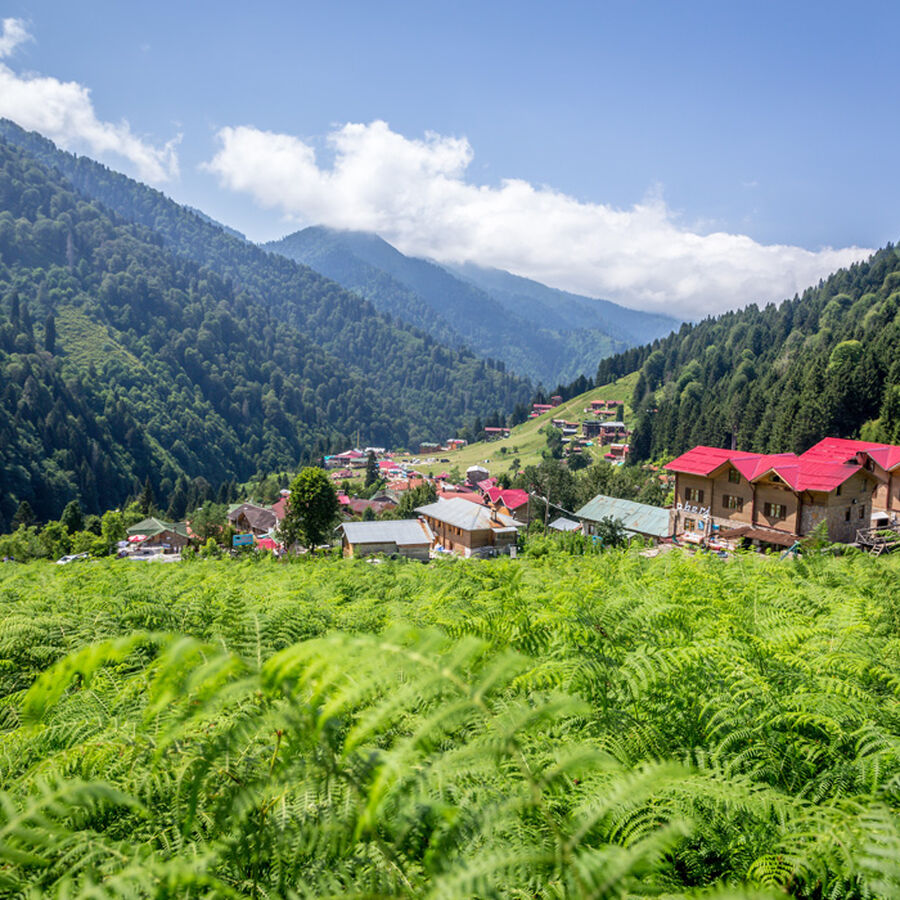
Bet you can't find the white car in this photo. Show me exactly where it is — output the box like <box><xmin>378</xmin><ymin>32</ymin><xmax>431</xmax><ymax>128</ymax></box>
<box><xmin>55</xmin><ymin>553</ymin><xmax>89</xmax><ymax>565</ymax></box>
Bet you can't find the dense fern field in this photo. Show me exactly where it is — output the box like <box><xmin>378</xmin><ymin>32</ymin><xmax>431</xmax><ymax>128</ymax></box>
<box><xmin>1</xmin><ymin>551</ymin><xmax>900</xmax><ymax>897</ymax></box>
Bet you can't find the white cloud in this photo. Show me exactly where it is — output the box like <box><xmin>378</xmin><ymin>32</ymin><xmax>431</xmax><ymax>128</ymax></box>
<box><xmin>205</xmin><ymin>120</ymin><xmax>871</xmax><ymax>319</ymax></box>
<box><xmin>0</xmin><ymin>18</ymin><xmax>178</xmax><ymax>183</ymax></box>
<box><xmin>0</xmin><ymin>17</ymin><xmax>29</xmax><ymax>58</ymax></box>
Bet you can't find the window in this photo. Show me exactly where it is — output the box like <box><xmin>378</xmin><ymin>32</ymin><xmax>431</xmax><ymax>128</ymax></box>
<box><xmin>684</xmin><ymin>517</ymin><xmax>696</xmax><ymax>530</ymax></box>
<box><xmin>763</xmin><ymin>502</ymin><xmax>786</xmax><ymax>519</ymax></box>
<box><xmin>859</xmin><ymin>506</ymin><xmax>866</xmax><ymax>519</ymax></box>
<box><xmin>836</xmin><ymin>485</ymin><xmax>842</xmax><ymax>496</ymax></box>
<box><xmin>845</xmin><ymin>508</ymin><xmax>851</xmax><ymax>522</ymax></box>
<box><xmin>728</xmin><ymin>469</ymin><xmax>741</xmax><ymax>484</ymax></box>
<box><xmin>722</xmin><ymin>494</ymin><xmax>743</xmax><ymax>511</ymax></box>
<box><xmin>685</xmin><ymin>488</ymin><xmax>704</xmax><ymax>503</ymax></box>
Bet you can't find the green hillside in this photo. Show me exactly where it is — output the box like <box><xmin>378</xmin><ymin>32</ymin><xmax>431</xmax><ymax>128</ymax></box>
<box><xmin>0</xmin><ymin>127</ymin><xmax>540</xmax><ymax>529</ymax></box>
<box><xmin>575</xmin><ymin>244</ymin><xmax>900</xmax><ymax>461</ymax></box>
<box><xmin>418</xmin><ymin>372</ymin><xmax>639</xmax><ymax>475</ymax></box>
<box><xmin>0</xmin><ymin>119</ymin><xmax>533</xmax><ymax>432</ymax></box>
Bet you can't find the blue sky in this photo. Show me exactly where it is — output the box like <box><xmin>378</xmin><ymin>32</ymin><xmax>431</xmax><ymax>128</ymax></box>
<box><xmin>1</xmin><ymin>1</ymin><xmax>897</xmax><ymax>317</ymax></box>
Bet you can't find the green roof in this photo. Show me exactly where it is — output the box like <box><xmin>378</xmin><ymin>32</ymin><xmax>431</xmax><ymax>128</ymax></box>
<box><xmin>574</xmin><ymin>495</ymin><xmax>672</xmax><ymax>539</ymax></box>
<box><xmin>126</xmin><ymin>517</ymin><xmax>189</xmax><ymax>538</ymax></box>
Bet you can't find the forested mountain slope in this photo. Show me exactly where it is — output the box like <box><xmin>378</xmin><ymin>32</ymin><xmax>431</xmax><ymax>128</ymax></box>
<box><xmin>265</xmin><ymin>226</ymin><xmax>672</xmax><ymax>385</ymax></box>
<box><xmin>444</xmin><ymin>259</ymin><xmax>679</xmax><ymax>344</ymax></box>
<box><xmin>589</xmin><ymin>244</ymin><xmax>900</xmax><ymax>460</ymax></box>
<box><xmin>0</xmin><ymin>118</ymin><xmax>531</xmax><ymax>413</ymax></box>
<box><xmin>0</xmin><ymin>135</ymin><xmax>528</xmax><ymax>530</ymax></box>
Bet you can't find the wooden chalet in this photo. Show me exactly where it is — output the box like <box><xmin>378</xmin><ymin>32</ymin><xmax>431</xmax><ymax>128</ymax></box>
<box><xmin>665</xmin><ymin>445</ymin><xmax>883</xmax><ymax>547</ymax></box>
<box><xmin>801</xmin><ymin>438</ymin><xmax>900</xmax><ymax>523</ymax></box>
<box><xmin>483</xmin><ymin>487</ymin><xmax>531</xmax><ymax>524</ymax></box>
<box><xmin>339</xmin><ymin>519</ymin><xmax>433</xmax><ymax>560</ymax></box>
<box><xmin>227</xmin><ymin>503</ymin><xmax>277</xmax><ymax>536</ymax></box>
<box><xmin>125</xmin><ymin>517</ymin><xmax>189</xmax><ymax>553</ymax></box>
<box><xmin>415</xmin><ymin>498</ymin><xmax>523</xmax><ymax>558</ymax></box>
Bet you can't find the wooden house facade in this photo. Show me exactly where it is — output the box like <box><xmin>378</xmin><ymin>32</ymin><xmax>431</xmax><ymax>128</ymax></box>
<box><xmin>665</xmin><ymin>445</ymin><xmax>882</xmax><ymax>546</ymax></box>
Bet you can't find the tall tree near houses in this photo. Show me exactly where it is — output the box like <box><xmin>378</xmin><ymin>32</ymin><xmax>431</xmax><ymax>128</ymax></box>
<box><xmin>279</xmin><ymin>467</ymin><xmax>339</xmax><ymax>550</ymax></box>
<box><xmin>364</xmin><ymin>450</ymin><xmax>378</xmax><ymax>488</ymax></box>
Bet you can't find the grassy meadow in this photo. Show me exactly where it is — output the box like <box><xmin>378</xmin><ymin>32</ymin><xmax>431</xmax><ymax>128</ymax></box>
<box><xmin>0</xmin><ymin>547</ymin><xmax>899</xmax><ymax>896</ymax></box>
<box><xmin>416</xmin><ymin>372</ymin><xmax>639</xmax><ymax>475</ymax></box>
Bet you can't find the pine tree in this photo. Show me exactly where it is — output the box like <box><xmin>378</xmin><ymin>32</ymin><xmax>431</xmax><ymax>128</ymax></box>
<box><xmin>138</xmin><ymin>478</ymin><xmax>155</xmax><ymax>517</ymax></box>
<box><xmin>11</xmin><ymin>500</ymin><xmax>35</xmax><ymax>530</ymax></box>
<box><xmin>43</xmin><ymin>314</ymin><xmax>56</xmax><ymax>355</ymax></box>
<box><xmin>364</xmin><ymin>451</ymin><xmax>378</xmax><ymax>488</ymax></box>
<box><xmin>60</xmin><ymin>499</ymin><xmax>83</xmax><ymax>534</ymax></box>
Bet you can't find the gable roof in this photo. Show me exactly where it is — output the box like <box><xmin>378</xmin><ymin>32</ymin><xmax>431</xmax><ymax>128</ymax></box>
<box><xmin>666</xmin><ymin>445</ymin><xmax>870</xmax><ymax>493</ymax></box>
<box><xmin>729</xmin><ymin>453</ymin><xmax>800</xmax><ymax>481</ymax></box>
<box><xmin>126</xmin><ymin>517</ymin><xmax>189</xmax><ymax>539</ymax></box>
<box><xmin>549</xmin><ymin>516</ymin><xmax>581</xmax><ymax>532</ymax></box>
<box><xmin>270</xmin><ymin>496</ymin><xmax>288</xmax><ymax>521</ymax></box>
<box><xmin>803</xmin><ymin>437</ymin><xmax>900</xmax><ymax>472</ymax></box>
<box><xmin>346</xmin><ymin>498</ymin><xmax>395</xmax><ymax>515</ymax></box>
<box><xmin>484</xmin><ymin>487</ymin><xmax>530</xmax><ymax>510</ymax></box>
<box><xmin>340</xmin><ymin>519</ymin><xmax>433</xmax><ymax>546</ymax></box>
<box><xmin>665</xmin><ymin>446</ymin><xmax>742</xmax><ymax>476</ymax></box>
<box><xmin>227</xmin><ymin>503</ymin><xmax>277</xmax><ymax>531</ymax></box>
<box><xmin>575</xmin><ymin>495</ymin><xmax>673</xmax><ymax>538</ymax></box>
<box><xmin>416</xmin><ymin>498</ymin><xmax>524</xmax><ymax>531</ymax></box>
<box><xmin>437</xmin><ymin>489</ymin><xmax>483</xmax><ymax>505</ymax></box>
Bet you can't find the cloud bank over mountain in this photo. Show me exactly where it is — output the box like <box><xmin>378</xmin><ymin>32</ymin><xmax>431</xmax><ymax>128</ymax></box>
<box><xmin>206</xmin><ymin>120</ymin><xmax>871</xmax><ymax>319</ymax></box>
<box><xmin>0</xmin><ymin>18</ymin><xmax>178</xmax><ymax>182</ymax></box>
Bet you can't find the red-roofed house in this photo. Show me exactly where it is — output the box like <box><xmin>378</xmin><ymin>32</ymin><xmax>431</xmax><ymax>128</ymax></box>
<box><xmin>665</xmin><ymin>444</ymin><xmax>882</xmax><ymax>545</ymax></box>
<box><xmin>271</xmin><ymin>496</ymin><xmax>289</xmax><ymax>522</ymax></box>
<box><xmin>802</xmin><ymin>438</ymin><xmax>900</xmax><ymax>518</ymax></box>
<box><xmin>483</xmin><ymin>487</ymin><xmax>531</xmax><ymax>523</ymax></box>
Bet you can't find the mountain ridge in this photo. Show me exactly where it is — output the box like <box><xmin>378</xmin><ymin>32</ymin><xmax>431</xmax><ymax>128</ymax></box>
<box><xmin>0</xmin><ymin>124</ymin><xmax>533</xmax><ymax>528</ymax></box>
<box><xmin>264</xmin><ymin>225</ymin><xmax>679</xmax><ymax>385</ymax></box>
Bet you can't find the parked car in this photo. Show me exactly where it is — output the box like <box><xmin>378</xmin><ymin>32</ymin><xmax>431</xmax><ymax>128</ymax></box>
<box><xmin>55</xmin><ymin>553</ymin><xmax>89</xmax><ymax>565</ymax></box>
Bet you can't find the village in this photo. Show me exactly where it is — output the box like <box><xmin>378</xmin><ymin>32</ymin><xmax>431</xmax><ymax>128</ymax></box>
<box><xmin>117</xmin><ymin>386</ymin><xmax>900</xmax><ymax>563</ymax></box>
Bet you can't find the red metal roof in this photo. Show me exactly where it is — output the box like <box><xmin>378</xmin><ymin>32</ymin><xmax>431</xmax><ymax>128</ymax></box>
<box><xmin>666</xmin><ymin>444</ymin><xmax>866</xmax><ymax>493</ymax></box>
<box><xmin>729</xmin><ymin>453</ymin><xmax>799</xmax><ymax>481</ymax></box>
<box><xmin>498</xmin><ymin>488</ymin><xmax>529</xmax><ymax>510</ymax></box>
<box><xmin>803</xmin><ymin>437</ymin><xmax>900</xmax><ymax>471</ymax></box>
<box><xmin>665</xmin><ymin>446</ymin><xmax>744</xmax><ymax>476</ymax></box>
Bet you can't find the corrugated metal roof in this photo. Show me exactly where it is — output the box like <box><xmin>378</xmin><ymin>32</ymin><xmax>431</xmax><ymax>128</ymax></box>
<box><xmin>574</xmin><ymin>494</ymin><xmax>672</xmax><ymax>538</ymax></box>
<box><xmin>416</xmin><ymin>498</ymin><xmax>524</xmax><ymax>531</ymax></box>
<box><xmin>340</xmin><ymin>519</ymin><xmax>433</xmax><ymax>546</ymax></box>
<box><xmin>549</xmin><ymin>516</ymin><xmax>581</xmax><ymax>532</ymax></box>
<box><xmin>126</xmin><ymin>517</ymin><xmax>189</xmax><ymax>538</ymax></box>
